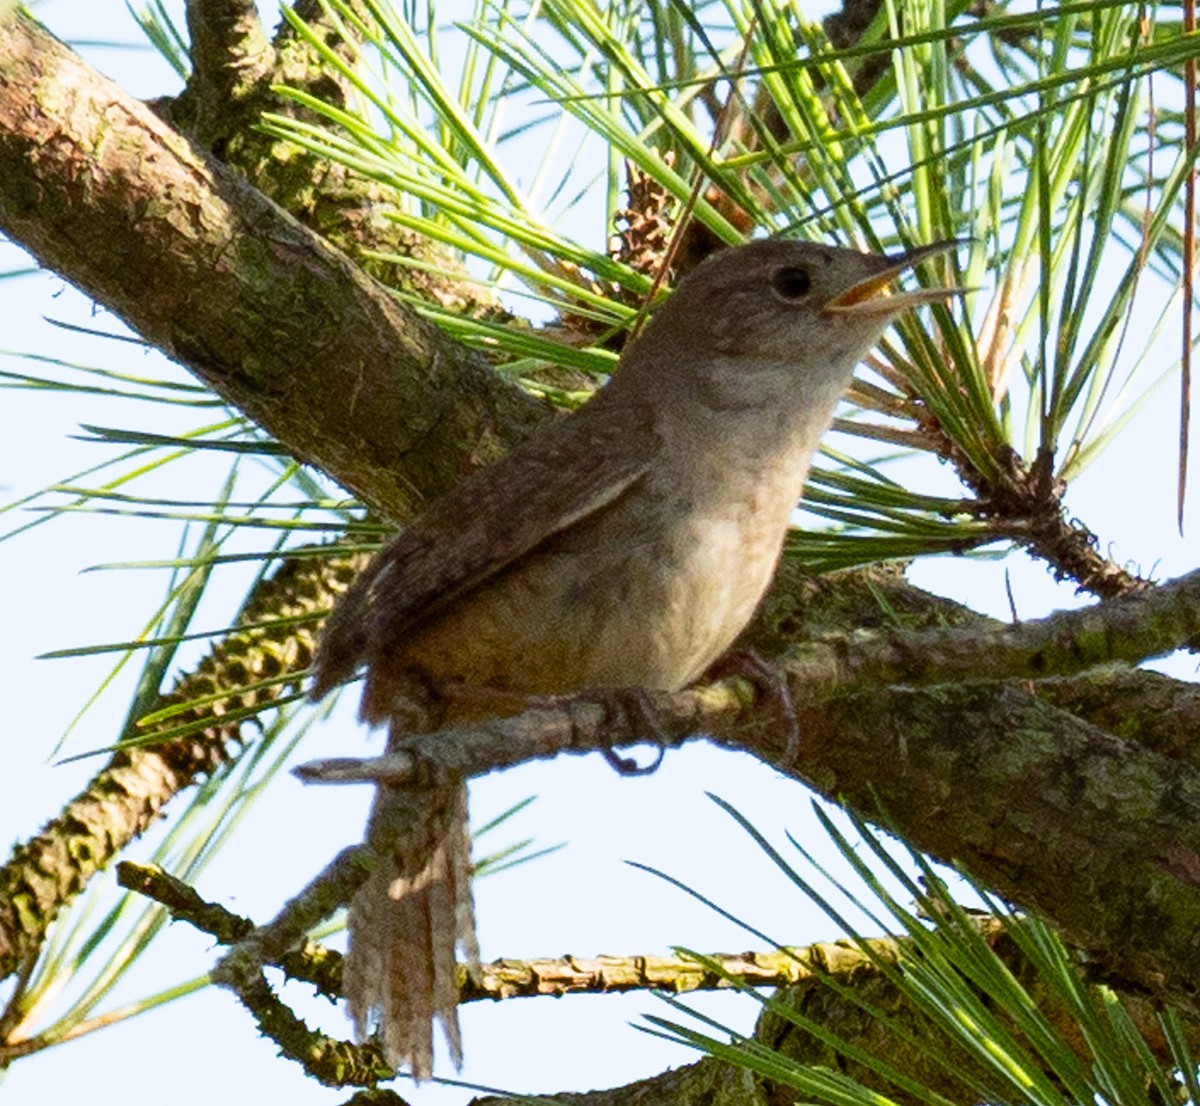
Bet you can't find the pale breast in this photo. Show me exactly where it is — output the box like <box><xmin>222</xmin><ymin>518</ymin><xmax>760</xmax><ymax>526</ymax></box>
<box><xmin>389</xmin><ymin>462</ymin><xmax>794</xmax><ymax>702</ymax></box>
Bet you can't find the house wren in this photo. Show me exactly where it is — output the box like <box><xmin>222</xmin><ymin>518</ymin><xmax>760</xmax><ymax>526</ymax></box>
<box><xmin>310</xmin><ymin>237</ymin><xmax>959</xmax><ymax>1077</ymax></box>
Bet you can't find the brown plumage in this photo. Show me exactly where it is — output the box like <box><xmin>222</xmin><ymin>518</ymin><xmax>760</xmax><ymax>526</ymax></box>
<box><xmin>310</xmin><ymin>238</ymin><xmax>959</xmax><ymax>1077</ymax></box>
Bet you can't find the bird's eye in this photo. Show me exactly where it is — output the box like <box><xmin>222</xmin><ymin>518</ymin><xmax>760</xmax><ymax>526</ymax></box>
<box><xmin>771</xmin><ymin>266</ymin><xmax>812</xmax><ymax>300</ymax></box>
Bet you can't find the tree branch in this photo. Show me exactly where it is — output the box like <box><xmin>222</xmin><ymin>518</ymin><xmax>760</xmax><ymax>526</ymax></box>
<box><xmin>116</xmin><ymin>861</ymin><xmax>874</xmax><ymax>1002</ymax></box>
<box><xmin>777</xmin><ymin>566</ymin><xmax>1199</xmax><ymax>689</ymax></box>
<box><xmin>0</xmin><ymin>11</ymin><xmax>544</xmax><ymax>526</ymax></box>
<box><xmin>5</xmin><ymin>10</ymin><xmax>1200</xmax><ymax>1100</ymax></box>
<box><xmin>799</xmin><ymin>682</ymin><xmax>1200</xmax><ymax>1015</ymax></box>
<box><xmin>1035</xmin><ymin>668</ymin><xmax>1200</xmax><ymax>762</ymax></box>
<box><xmin>184</xmin><ymin>0</ymin><xmax>274</xmax><ymax>138</ymax></box>
<box><xmin>168</xmin><ymin>0</ymin><xmax>501</xmax><ymax>319</ymax></box>
<box><xmin>296</xmin><ymin>637</ymin><xmax>1200</xmax><ymax>1024</ymax></box>
<box><xmin>0</xmin><ymin>548</ymin><xmax>362</xmax><ymax>981</ymax></box>
<box><xmin>117</xmin><ymin>858</ymin><xmax>1200</xmax><ymax>1105</ymax></box>
<box><xmin>299</xmin><ymin>563</ymin><xmax>1200</xmax><ymax>787</ymax></box>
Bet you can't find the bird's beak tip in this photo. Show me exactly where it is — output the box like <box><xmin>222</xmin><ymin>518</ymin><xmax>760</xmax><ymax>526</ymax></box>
<box><xmin>822</xmin><ymin>239</ymin><xmax>968</xmax><ymax>316</ymax></box>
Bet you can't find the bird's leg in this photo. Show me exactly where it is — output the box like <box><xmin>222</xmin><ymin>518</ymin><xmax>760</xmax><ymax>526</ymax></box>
<box><xmin>438</xmin><ymin>682</ymin><xmax>673</xmax><ymax>776</ymax></box>
<box><xmin>705</xmin><ymin>649</ymin><xmax>801</xmax><ymax>764</ymax></box>
<box><xmin>420</xmin><ymin>681</ymin><xmax>669</xmax><ymax>772</ymax></box>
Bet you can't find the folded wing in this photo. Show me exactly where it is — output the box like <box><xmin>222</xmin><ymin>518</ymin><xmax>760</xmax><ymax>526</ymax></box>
<box><xmin>310</xmin><ymin>397</ymin><xmax>659</xmax><ymax>701</ymax></box>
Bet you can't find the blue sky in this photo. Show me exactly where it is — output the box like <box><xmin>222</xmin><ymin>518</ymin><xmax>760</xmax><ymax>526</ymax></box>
<box><xmin>3</xmin><ymin>2</ymin><xmax>1198</xmax><ymax>1103</ymax></box>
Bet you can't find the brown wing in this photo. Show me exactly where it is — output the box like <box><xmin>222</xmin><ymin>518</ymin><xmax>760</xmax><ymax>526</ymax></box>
<box><xmin>310</xmin><ymin>397</ymin><xmax>658</xmax><ymax>700</ymax></box>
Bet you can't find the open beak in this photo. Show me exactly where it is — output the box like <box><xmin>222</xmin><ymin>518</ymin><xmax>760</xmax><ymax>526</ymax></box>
<box><xmin>822</xmin><ymin>240</ymin><xmax>967</xmax><ymax>318</ymax></box>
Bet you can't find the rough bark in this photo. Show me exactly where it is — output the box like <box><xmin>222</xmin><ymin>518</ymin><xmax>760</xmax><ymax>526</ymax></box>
<box><xmin>1</xmin><ymin>6</ymin><xmax>1199</xmax><ymax>1101</ymax></box>
<box><xmin>288</xmin><ymin>626</ymin><xmax>1200</xmax><ymax>1021</ymax></box>
<box><xmin>0</xmin><ymin>11</ymin><xmax>544</xmax><ymax>526</ymax></box>
<box><xmin>170</xmin><ymin>0</ymin><xmax>503</xmax><ymax>315</ymax></box>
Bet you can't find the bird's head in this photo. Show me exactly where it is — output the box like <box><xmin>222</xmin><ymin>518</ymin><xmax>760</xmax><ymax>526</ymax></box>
<box><xmin>670</xmin><ymin>237</ymin><xmax>957</xmax><ymax>359</ymax></box>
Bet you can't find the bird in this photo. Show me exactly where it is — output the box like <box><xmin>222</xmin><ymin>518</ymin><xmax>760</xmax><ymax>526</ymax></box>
<box><xmin>309</xmin><ymin>236</ymin><xmax>959</xmax><ymax>1078</ymax></box>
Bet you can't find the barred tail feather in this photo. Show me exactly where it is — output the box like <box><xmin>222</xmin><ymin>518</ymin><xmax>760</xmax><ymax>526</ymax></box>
<box><xmin>346</xmin><ymin>778</ymin><xmax>476</xmax><ymax>1079</ymax></box>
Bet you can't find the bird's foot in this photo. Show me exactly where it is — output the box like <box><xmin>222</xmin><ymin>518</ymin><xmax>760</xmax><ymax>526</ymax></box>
<box><xmin>589</xmin><ymin>687</ymin><xmax>668</xmax><ymax>776</ymax></box>
<box><xmin>706</xmin><ymin>649</ymin><xmax>801</xmax><ymax>764</ymax></box>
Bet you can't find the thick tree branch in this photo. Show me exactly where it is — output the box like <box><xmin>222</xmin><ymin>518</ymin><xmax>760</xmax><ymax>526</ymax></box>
<box><xmin>297</xmin><ymin>649</ymin><xmax>1200</xmax><ymax>1023</ymax></box>
<box><xmin>0</xmin><ymin>11</ymin><xmax>544</xmax><ymax>525</ymax></box>
<box><xmin>5</xmin><ymin>11</ymin><xmax>1200</xmax><ymax>1102</ymax></box>
<box><xmin>169</xmin><ymin>0</ymin><xmax>500</xmax><ymax>318</ymax></box>
<box><xmin>799</xmin><ymin>684</ymin><xmax>1200</xmax><ymax>1012</ymax></box>
<box><xmin>299</xmin><ymin>564</ymin><xmax>1200</xmax><ymax>787</ymax></box>
<box><xmin>1034</xmin><ymin>668</ymin><xmax>1200</xmax><ymax>762</ymax></box>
